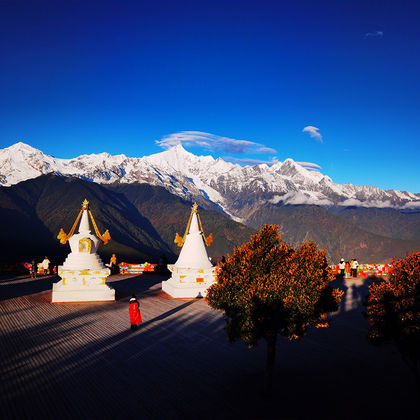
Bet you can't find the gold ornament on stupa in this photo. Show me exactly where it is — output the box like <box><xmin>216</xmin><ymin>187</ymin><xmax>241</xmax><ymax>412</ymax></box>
<box><xmin>174</xmin><ymin>203</ymin><xmax>213</xmax><ymax>247</ymax></box>
<box><xmin>57</xmin><ymin>199</ymin><xmax>111</xmax><ymax>245</ymax></box>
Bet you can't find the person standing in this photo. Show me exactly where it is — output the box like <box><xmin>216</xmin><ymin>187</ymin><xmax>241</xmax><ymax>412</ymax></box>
<box><xmin>41</xmin><ymin>256</ymin><xmax>51</xmax><ymax>275</ymax></box>
<box><xmin>110</xmin><ymin>253</ymin><xmax>118</xmax><ymax>275</ymax></box>
<box><xmin>158</xmin><ymin>254</ymin><xmax>168</xmax><ymax>274</ymax></box>
<box><xmin>339</xmin><ymin>258</ymin><xmax>345</xmax><ymax>279</ymax></box>
<box><xmin>30</xmin><ymin>259</ymin><xmax>37</xmax><ymax>279</ymax></box>
<box><xmin>351</xmin><ymin>258</ymin><xmax>359</xmax><ymax>277</ymax></box>
<box><xmin>345</xmin><ymin>260</ymin><xmax>351</xmax><ymax>278</ymax></box>
<box><xmin>129</xmin><ymin>295</ymin><xmax>142</xmax><ymax>330</ymax></box>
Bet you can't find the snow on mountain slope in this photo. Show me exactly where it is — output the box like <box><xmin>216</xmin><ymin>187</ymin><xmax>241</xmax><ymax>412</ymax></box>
<box><xmin>0</xmin><ymin>142</ymin><xmax>419</xmax><ymax>220</ymax></box>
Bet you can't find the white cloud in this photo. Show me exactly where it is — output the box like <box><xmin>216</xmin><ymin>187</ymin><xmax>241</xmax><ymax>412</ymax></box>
<box><xmin>302</xmin><ymin>126</ymin><xmax>323</xmax><ymax>143</ymax></box>
<box><xmin>338</xmin><ymin>199</ymin><xmax>393</xmax><ymax>208</ymax></box>
<box><xmin>269</xmin><ymin>195</ymin><xmax>283</xmax><ymax>204</ymax></box>
<box><xmin>365</xmin><ymin>31</ymin><xmax>383</xmax><ymax>39</ymax></box>
<box><xmin>401</xmin><ymin>201</ymin><xmax>420</xmax><ymax>209</ymax></box>
<box><xmin>257</xmin><ymin>146</ymin><xmax>277</xmax><ymax>153</ymax></box>
<box><xmin>338</xmin><ymin>198</ymin><xmax>363</xmax><ymax>207</ymax></box>
<box><xmin>156</xmin><ymin>131</ymin><xmax>277</xmax><ymax>155</ymax></box>
<box><xmin>269</xmin><ymin>195</ymin><xmax>420</xmax><ymax>209</ymax></box>
<box><xmin>223</xmin><ymin>156</ymin><xmax>270</xmax><ymax>166</ymax></box>
<box><xmin>269</xmin><ymin>192</ymin><xmax>333</xmax><ymax>206</ymax></box>
<box><xmin>223</xmin><ymin>156</ymin><xmax>321</xmax><ymax>169</ymax></box>
<box><xmin>224</xmin><ymin>156</ymin><xmax>278</xmax><ymax>166</ymax></box>
<box><xmin>296</xmin><ymin>161</ymin><xmax>321</xmax><ymax>172</ymax></box>
<box><xmin>366</xmin><ymin>200</ymin><xmax>393</xmax><ymax>208</ymax></box>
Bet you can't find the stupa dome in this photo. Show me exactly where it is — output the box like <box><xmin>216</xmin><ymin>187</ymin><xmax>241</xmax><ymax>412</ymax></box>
<box><xmin>174</xmin><ymin>207</ymin><xmax>213</xmax><ymax>269</ymax></box>
<box><xmin>58</xmin><ymin>199</ymin><xmax>110</xmax><ymax>270</ymax></box>
<box><xmin>52</xmin><ymin>199</ymin><xmax>115</xmax><ymax>303</ymax></box>
<box><xmin>162</xmin><ymin>203</ymin><xmax>217</xmax><ymax>298</ymax></box>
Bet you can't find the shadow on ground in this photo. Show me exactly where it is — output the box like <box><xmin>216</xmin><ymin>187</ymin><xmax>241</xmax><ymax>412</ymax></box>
<box><xmin>0</xmin><ymin>274</ymin><xmax>59</xmax><ymax>300</ymax></box>
<box><xmin>0</xmin><ymin>272</ymin><xmax>165</xmax><ymax>301</ymax></box>
<box><xmin>0</xmin><ymin>275</ymin><xmax>418</xmax><ymax>419</ymax></box>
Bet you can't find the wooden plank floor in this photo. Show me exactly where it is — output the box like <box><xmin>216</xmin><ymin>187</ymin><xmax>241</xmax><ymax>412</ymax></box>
<box><xmin>0</xmin><ymin>274</ymin><xmax>418</xmax><ymax>419</ymax></box>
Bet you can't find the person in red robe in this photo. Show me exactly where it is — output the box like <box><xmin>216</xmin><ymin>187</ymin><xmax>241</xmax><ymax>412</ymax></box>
<box><xmin>129</xmin><ymin>295</ymin><xmax>142</xmax><ymax>330</ymax></box>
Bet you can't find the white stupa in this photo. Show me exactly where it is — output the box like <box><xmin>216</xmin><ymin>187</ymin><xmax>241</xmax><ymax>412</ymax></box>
<box><xmin>162</xmin><ymin>203</ymin><xmax>217</xmax><ymax>298</ymax></box>
<box><xmin>52</xmin><ymin>199</ymin><xmax>115</xmax><ymax>303</ymax></box>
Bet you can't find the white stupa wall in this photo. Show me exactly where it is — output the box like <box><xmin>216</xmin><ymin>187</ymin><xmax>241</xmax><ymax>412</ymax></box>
<box><xmin>79</xmin><ymin>210</ymin><xmax>91</xmax><ymax>235</ymax></box>
<box><xmin>52</xmin><ymin>203</ymin><xmax>114</xmax><ymax>303</ymax></box>
<box><xmin>60</xmin><ymin>210</ymin><xmax>106</xmax><ymax>271</ymax></box>
<box><xmin>162</xmin><ymin>209</ymin><xmax>217</xmax><ymax>298</ymax></box>
<box><xmin>174</xmin><ymin>212</ymin><xmax>213</xmax><ymax>269</ymax></box>
<box><xmin>52</xmin><ymin>267</ymin><xmax>113</xmax><ymax>303</ymax></box>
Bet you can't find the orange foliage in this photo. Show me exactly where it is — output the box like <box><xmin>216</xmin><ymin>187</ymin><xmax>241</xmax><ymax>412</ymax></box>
<box><xmin>365</xmin><ymin>252</ymin><xmax>420</xmax><ymax>371</ymax></box>
<box><xmin>206</xmin><ymin>224</ymin><xmax>342</xmax><ymax>346</ymax></box>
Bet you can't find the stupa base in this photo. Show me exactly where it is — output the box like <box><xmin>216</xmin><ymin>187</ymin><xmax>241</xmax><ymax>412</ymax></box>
<box><xmin>162</xmin><ymin>265</ymin><xmax>217</xmax><ymax>298</ymax></box>
<box><xmin>52</xmin><ymin>268</ymin><xmax>115</xmax><ymax>303</ymax></box>
<box><xmin>162</xmin><ymin>280</ymin><xmax>214</xmax><ymax>298</ymax></box>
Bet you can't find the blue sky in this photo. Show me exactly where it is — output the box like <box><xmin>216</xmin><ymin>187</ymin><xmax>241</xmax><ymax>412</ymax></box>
<box><xmin>1</xmin><ymin>0</ymin><xmax>419</xmax><ymax>192</ymax></box>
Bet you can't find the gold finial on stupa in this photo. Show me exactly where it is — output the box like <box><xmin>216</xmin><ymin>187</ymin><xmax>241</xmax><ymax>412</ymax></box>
<box><xmin>57</xmin><ymin>199</ymin><xmax>111</xmax><ymax>245</ymax></box>
<box><xmin>174</xmin><ymin>202</ymin><xmax>213</xmax><ymax>247</ymax></box>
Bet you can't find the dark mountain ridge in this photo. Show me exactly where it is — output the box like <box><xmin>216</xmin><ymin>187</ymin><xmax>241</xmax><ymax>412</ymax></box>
<box><xmin>0</xmin><ymin>174</ymin><xmax>419</xmax><ymax>265</ymax></box>
<box><xmin>0</xmin><ymin>174</ymin><xmax>254</xmax><ymax>265</ymax></box>
<box><xmin>330</xmin><ymin>206</ymin><xmax>420</xmax><ymax>240</ymax></box>
<box><xmin>106</xmin><ymin>183</ymin><xmax>253</xmax><ymax>259</ymax></box>
<box><xmin>247</xmin><ymin>203</ymin><xmax>420</xmax><ymax>263</ymax></box>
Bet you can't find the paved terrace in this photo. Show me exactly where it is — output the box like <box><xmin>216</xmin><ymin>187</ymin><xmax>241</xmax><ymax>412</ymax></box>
<box><xmin>0</xmin><ymin>273</ymin><xmax>418</xmax><ymax>419</ymax></box>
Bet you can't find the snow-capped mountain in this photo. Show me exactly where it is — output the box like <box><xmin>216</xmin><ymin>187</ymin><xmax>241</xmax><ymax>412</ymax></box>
<box><xmin>1</xmin><ymin>142</ymin><xmax>419</xmax><ymax>222</ymax></box>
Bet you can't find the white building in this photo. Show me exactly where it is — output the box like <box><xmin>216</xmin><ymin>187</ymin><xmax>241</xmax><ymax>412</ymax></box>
<box><xmin>52</xmin><ymin>199</ymin><xmax>115</xmax><ymax>303</ymax></box>
<box><xmin>162</xmin><ymin>203</ymin><xmax>217</xmax><ymax>298</ymax></box>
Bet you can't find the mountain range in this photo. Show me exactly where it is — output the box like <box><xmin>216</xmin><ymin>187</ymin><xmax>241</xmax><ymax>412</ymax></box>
<box><xmin>0</xmin><ymin>142</ymin><xmax>419</xmax><ymax>264</ymax></box>
<box><xmin>0</xmin><ymin>174</ymin><xmax>254</xmax><ymax>265</ymax></box>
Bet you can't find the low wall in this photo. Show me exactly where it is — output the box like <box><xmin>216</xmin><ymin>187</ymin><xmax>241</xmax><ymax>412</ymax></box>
<box><xmin>118</xmin><ymin>262</ymin><xmax>156</xmax><ymax>275</ymax></box>
<box><xmin>330</xmin><ymin>264</ymin><xmax>391</xmax><ymax>277</ymax></box>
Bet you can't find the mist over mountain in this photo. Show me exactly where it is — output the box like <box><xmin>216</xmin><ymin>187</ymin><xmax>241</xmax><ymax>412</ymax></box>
<box><xmin>0</xmin><ymin>142</ymin><xmax>419</xmax><ymax>263</ymax></box>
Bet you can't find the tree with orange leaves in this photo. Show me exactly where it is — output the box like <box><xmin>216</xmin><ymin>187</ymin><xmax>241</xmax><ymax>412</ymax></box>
<box><xmin>364</xmin><ymin>251</ymin><xmax>420</xmax><ymax>386</ymax></box>
<box><xmin>206</xmin><ymin>224</ymin><xmax>343</xmax><ymax>393</ymax></box>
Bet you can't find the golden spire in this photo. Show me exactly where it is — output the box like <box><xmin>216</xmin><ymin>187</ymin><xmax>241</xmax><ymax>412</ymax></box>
<box><xmin>57</xmin><ymin>199</ymin><xmax>111</xmax><ymax>245</ymax></box>
<box><xmin>174</xmin><ymin>202</ymin><xmax>213</xmax><ymax>247</ymax></box>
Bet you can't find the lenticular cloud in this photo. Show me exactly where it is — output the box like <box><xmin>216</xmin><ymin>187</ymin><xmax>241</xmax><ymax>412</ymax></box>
<box><xmin>302</xmin><ymin>126</ymin><xmax>323</xmax><ymax>143</ymax></box>
<box><xmin>156</xmin><ymin>131</ymin><xmax>277</xmax><ymax>155</ymax></box>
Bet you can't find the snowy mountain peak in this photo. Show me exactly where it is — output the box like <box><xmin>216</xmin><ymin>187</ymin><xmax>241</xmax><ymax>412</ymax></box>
<box><xmin>166</xmin><ymin>144</ymin><xmax>194</xmax><ymax>159</ymax></box>
<box><xmin>145</xmin><ymin>144</ymin><xmax>218</xmax><ymax>174</ymax></box>
<box><xmin>283</xmin><ymin>158</ymin><xmax>296</xmax><ymax>165</ymax></box>
<box><xmin>171</xmin><ymin>143</ymin><xmax>189</xmax><ymax>153</ymax></box>
<box><xmin>8</xmin><ymin>141</ymin><xmax>33</xmax><ymax>150</ymax></box>
<box><xmin>156</xmin><ymin>144</ymin><xmax>191</xmax><ymax>157</ymax></box>
<box><xmin>276</xmin><ymin>158</ymin><xmax>312</xmax><ymax>179</ymax></box>
<box><xmin>4</xmin><ymin>141</ymin><xmax>42</xmax><ymax>154</ymax></box>
<box><xmin>0</xmin><ymin>142</ymin><xmax>419</xmax><ymax>216</ymax></box>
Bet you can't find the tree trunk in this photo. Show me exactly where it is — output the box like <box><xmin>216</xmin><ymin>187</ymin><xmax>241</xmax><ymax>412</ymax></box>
<box><xmin>265</xmin><ymin>332</ymin><xmax>277</xmax><ymax>397</ymax></box>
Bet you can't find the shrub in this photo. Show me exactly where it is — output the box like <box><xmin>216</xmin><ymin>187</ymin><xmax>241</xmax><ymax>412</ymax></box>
<box><xmin>206</xmin><ymin>224</ymin><xmax>343</xmax><ymax>392</ymax></box>
<box><xmin>365</xmin><ymin>251</ymin><xmax>420</xmax><ymax>384</ymax></box>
